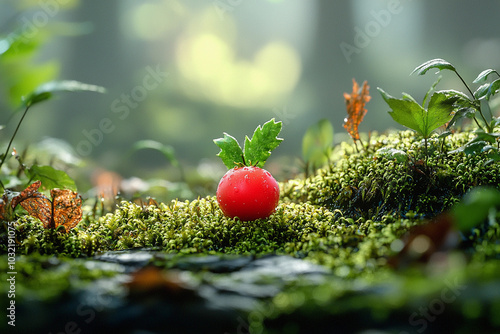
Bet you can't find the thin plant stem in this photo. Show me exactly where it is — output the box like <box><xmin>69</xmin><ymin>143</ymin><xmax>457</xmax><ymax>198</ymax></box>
<box><xmin>0</xmin><ymin>104</ymin><xmax>31</xmax><ymax>190</ymax></box>
<box><xmin>454</xmin><ymin>70</ymin><xmax>490</xmax><ymax>132</ymax></box>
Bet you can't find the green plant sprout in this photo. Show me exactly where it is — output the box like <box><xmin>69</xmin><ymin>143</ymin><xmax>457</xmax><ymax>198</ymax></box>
<box><xmin>378</xmin><ymin>58</ymin><xmax>500</xmax><ymax>164</ymax></box>
<box><xmin>377</xmin><ymin>84</ymin><xmax>456</xmax><ymax>164</ymax></box>
<box><xmin>0</xmin><ymin>80</ymin><xmax>106</xmax><ymax>191</ymax></box>
<box><xmin>411</xmin><ymin>58</ymin><xmax>499</xmax><ymax>133</ymax></box>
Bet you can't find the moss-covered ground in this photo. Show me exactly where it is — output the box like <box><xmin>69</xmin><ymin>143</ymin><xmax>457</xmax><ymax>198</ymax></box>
<box><xmin>1</xmin><ymin>129</ymin><xmax>500</xmax><ymax>332</ymax></box>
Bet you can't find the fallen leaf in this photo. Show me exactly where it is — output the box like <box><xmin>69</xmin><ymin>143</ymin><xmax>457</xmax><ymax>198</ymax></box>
<box><xmin>15</xmin><ymin>181</ymin><xmax>82</xmax><ymax>232</ymax></box>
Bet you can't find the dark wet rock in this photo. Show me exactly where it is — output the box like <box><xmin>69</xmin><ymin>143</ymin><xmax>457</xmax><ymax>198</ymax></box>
<box><xmin>93</xmin><ymin>248</ymin><xmax>155</xmax><ymax>272</ymax></box>
<box><xmin>12</xmin><ymin>251</ymin><xmax>332</xmax><ymax>334</ymax></box>
<box><xmin>9</xmin><ymin>249</ymin><xmax>500</xmax><ymax>334</ymax></box>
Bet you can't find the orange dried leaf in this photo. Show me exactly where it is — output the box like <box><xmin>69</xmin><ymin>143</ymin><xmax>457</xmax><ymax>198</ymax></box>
<box><xmin>19</xmin><ymin>192</ymin><xmax>52</xmax><ymax>228</ymax></box>
<box><xmin>16</xmin><ymin>181</ymin><xmax>82</xmax><ymax>232</ymax></box>
<box><xmin>51</xmin><ymin>189</ymin><xmax>83</xmax><ymax>232</ymax></box>
<box><xmin>343</xmin><ymin>79</ymin><xmax>371</xmax><ymax>141</ymax></box>
<box><xmin>0</xmin><ymin>198</ymin><xmax>6</xmax><ymax>221</ymax></box>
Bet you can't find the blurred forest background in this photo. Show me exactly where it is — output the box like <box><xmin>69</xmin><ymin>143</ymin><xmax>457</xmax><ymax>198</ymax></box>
<box><xmin>1</xmin><ymin>0</ymin><xmax>499</xmax><ymax>200</ymax></box>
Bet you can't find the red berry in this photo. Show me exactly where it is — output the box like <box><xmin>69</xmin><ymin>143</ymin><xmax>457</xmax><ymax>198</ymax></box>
<box><xmin>216</xmin><ymin>166</ymin><xmax>280</xmax><ymax>221</ymax></box>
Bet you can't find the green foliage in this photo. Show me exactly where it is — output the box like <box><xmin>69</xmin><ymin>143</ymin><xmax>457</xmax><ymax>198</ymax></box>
<box><xmin>283</xmin><ymin>130</ymin><xmax>500</xmax><ymax>220</ymax></box>
<box><xmin>0</xmin><ymin>80</ymin><xmax>106</xmax><ymax>191</ymax></box>
<box><xmin>452</xmin><ymin>187</ymin><xmax>500</xmax><ymax>232</ymax></box>
<box><xmin>213</xmin><ymin>133</ymin><xmax>245</xmax><ymax>169</ymax></box>
<box><xmin>302</xmin><ymin>119</ymin><xmax>334</xmax><ymax>168</ymax></box>
<box><xmin>379</xmin><ymin>58</ymin><xmax>500</xmax><ymax>165</ymax></box>
<box><xmin>214</xmin><ymin>118</ymin><xmax>283</xmax><ymax>169</ymax></box>
<box><xmin>410</xmin><ymin>58</ymin><xmax>457</xmax><ymax>76</ymax></box>
<box><xmin>411</xmin><ymin>58</ymin><xmax>500</xmax><ymax>133</ymax></box>
<box><xmin>23</xmin><ymin>80</ymin><xmax>106</xmax><ymax>107</ymax></box>
<box><xmin>26</xmin><ymin>165</ymin><xmax>77</xmax><ymax>191</ymax></box>
<box><xmin>378</xmin><ymin>87</ymin><xmax>455</xmax><ymax>139</ymax></box>
<box><xmin>473</xmin><ymin>69</ymin><xmax>500</xmax><ymax>101</ymax></box>
<box><xmin>449</xmin><ymin>130</ymin><xmax>500</xmax><ymax>164</ymax></box>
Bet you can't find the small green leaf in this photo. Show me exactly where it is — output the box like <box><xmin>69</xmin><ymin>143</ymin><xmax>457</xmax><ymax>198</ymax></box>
<box><xmin>434</xmin><ymin>89</ymin><xmax>475</xmax><ymax>108</ymax></box>
<box><xmin>474</xmin><ymin>83</ymin><xmax>491</xmax><ymax>100</ymax></box>
<box><xmin>214</xmin><ymin>133</ymin><xmax>244</xmax><ymax>169</ymax></box>
<box><xmin>379</xmin><ymin>88</ymin><xmax>454</xmax><ymax>138</ymax></box>
<box><xmin>437</xmin><ymin>130</ymin><xmax>453</xmax><ymax>139</ymax></box>
<box><xmin>24</xmin><ymin>80</ymin><xmax>106</xmax><ymax>107</ymax></box>
<box><xmin>411</xmin><ymin>58</ymin><xmax>456</xmax><ymax>76</ymax></box>
<box><xmin>379</xmin><ymin>88</ymin><xmax>425</xmax><ymax>136</ymax></box>
<box><xmin>214</xmin><ymin>119</ymin><xmax>283</xmax><ymax>169</ymax></box>
<box><xmin>26</xmin><ymin>165</ymin><xmax>77</xmax><ymax>191</ymax></box>
<box><xmin>472</xmin><ymin>131</ymin><xmax>500</xmax><ymax>143</ymax></box>
<box><xmin>486</xmin><ymin>78</ymin><xmax>500</xmax><ymax>100</ymax></box>
<box><xmin>446</xmin><ymin>107</ymin><xmax>476</xmax><ymax>129</ymax></box>
<box><xmin>243</xmin><ymin>118</ymin><xmax>283</xmax><ymax>168</ymax></box>
<box><xmin>302</xmin><ymin>119</ymin><xmax>334</xmax><ymax>167</ymax></box>
<box><xmin>452</xmin><ymin>187</ymin><xmax>500</xmax><ymax>232</ymax></box>
<box><xmin>450</xmin><ymin>141</ymin><xmax>488</xmax><ymax>155</ymax></box>
<box><xmin>472</xmin><ymin>69</ymin><xmax>498</xmax><ymax>83</ymax></box>
<box><xmin>132</xmin><ymin>140</ymin><xmax>178</xmax><ymax>167</ymax></box>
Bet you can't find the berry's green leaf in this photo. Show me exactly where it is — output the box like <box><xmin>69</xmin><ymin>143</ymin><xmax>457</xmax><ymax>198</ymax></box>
<box><xmin>244</xmin><ymin>119</ymin><xmax>283</xmax><ymax>168</ymax></box>
<box><xmin>24</xmin><ymin>80</ymin><xmax>106</xmax><ymax>108</ymax></box>
<box><xmin>26</xmin><ymin>165</ymin><xmax>77</xmax><ymax>191</ymax></box>
<box><xmin>472</xmin><ymin>69</ymin><xmax>498</xmax><ymax>83</ymax></box>
<box><xmin>302</xmin><ymin>119</ymin><xmax>334</xmax><ymax>167</ymax></box>
<box><xmin>411</xmin><ymin>58</ymin><xmax>456</xmax><ymax>76</ymax></box>
<box><xmin>214</xmin><ymin>133</ymin><xmax>244</xmax><ymax>169</ymax></box>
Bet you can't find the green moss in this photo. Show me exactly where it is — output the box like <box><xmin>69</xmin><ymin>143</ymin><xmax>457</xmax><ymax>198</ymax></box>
<box><xmin>0</xmin><ymin>253</ymin><xmax>119</xmax><ymax>302</ymax></box>
<box><xmin>2</xmin><ymin>129</ymin><xmax>500</xmax><ymax>332</ymax></box>
<box><xmin>1</xmin><ymin>129</ymin><xmax>499</xmax><ymax>277</ymax></box>
<box><xmin>283</xmin><ymin>130</ymin><xmax>499</xmax><ymax>219</ymax></box>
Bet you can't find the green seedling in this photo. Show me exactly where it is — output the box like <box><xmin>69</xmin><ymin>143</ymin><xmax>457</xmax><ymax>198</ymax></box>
<box><xmin>0</xmin><ymin>80</ymin><xmax>106</xmax><ymax>191</ymax></box>
<box><xmin>377</xmin><ymin>85</ymin><xmax>456</xmax><ymax>163</ymax></box>
<box><xmin>412</xmin><ymin>58</ymin><xmax>500</xmax><ymax>133</ymax></box>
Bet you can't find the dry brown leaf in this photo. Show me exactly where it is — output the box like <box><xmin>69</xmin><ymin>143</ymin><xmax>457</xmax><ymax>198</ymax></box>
<box><xmin>15</xmin><ymin>181</ymin><xmax>82</xmax><ymax>232</ymax></box>
<box><xmin>343</xmin><ymin>79</ymin><xmax>371</xmax><ymax>141</ymax></box>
